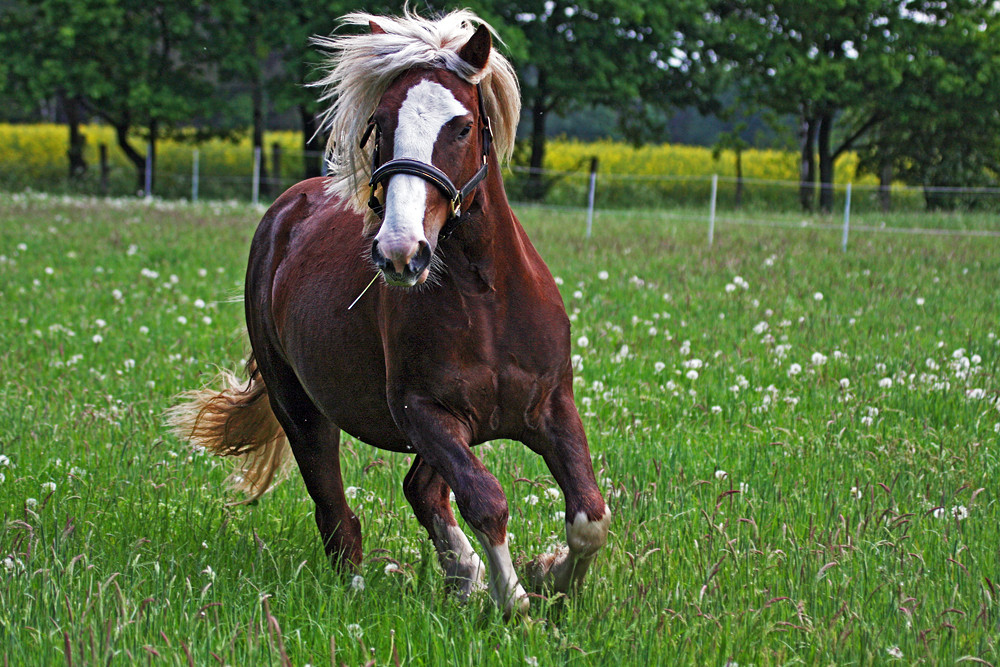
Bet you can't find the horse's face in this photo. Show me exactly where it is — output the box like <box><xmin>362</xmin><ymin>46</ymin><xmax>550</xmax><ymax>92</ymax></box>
<box><xmin>369</xmin><ymin>68</ymin><xmax>487</xmax><ymax>287</ymax></box>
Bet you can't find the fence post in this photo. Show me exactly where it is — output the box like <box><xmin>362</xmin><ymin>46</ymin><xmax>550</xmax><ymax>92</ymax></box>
<box><xmin>842</xmin><ymin>182</ymin><xmax>852</xmax><ymax>252</ymax></box>
<box><xmin>144</xmin><ymin>141</ymin><xmax>153</xmax><ymax>198</ymax></box>
<box><xmin>252</xmin><ymin>146</ymin><xmax>261</xmax><ymax>206</ymax></box>
<box><xmin>191</xmin><ymin>149</ymin><xmax>200</xmax><ymax>202</ymax></box>
<box><xmin>708</xmin><ymin>173</ymin><xmax>718</xmax><ymax>246</ymax></box>
<box><xmin>585</xmin><ymin>156</ymin><xmax>598</xmax><ymax>238</ymax></box>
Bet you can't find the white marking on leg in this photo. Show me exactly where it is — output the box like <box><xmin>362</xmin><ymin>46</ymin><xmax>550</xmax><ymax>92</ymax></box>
<box><xmin>472</xmin><ymin>530</ymin><xmax>529</xmax><ymax>617</ymax></box>
<box><xmin>431</xmin><ymin>517</ymin><xmax>485</xmax><ymax>596</ymax></box>
<box><xmin>527</xmin><ymin>507</ymin><xmax>610</xmax><ymax>594</ymax></box>
<box><xmin>377</xmin><ymin>80</ymin><xmax>469</xmax><ymax>254</ymax></box>
<box><xmin>566</xmin><ymin>508</ymin><xmax>610</xmax><ymax>557</ymax></box>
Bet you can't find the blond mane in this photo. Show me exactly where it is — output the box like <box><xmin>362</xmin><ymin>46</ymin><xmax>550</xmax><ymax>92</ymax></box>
<box><xmin>311</xmin><ymin>9</ymin><xmax>520</xmax><ymax>229</ymax></box>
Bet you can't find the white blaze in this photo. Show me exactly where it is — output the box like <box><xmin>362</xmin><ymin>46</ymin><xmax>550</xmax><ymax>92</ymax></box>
<box><xmin>378</xmin><ymin>80</ymin><xmax>468</xmax><ymax>251</ymax></box>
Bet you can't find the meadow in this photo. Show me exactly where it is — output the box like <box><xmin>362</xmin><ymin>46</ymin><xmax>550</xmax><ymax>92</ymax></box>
<box><xmin>1</xmin><ymin>191</ymin><xmax>998</xmax><ymax>665</ymax></box>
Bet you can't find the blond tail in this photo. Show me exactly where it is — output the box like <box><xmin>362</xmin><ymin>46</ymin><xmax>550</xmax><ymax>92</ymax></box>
<box><xmin>166</xmin><ymin>354</ymin><xmax>291</xmax><ymax>502</ymax></box>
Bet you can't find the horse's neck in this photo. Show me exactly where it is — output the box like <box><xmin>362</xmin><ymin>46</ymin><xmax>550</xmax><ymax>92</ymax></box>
<box><xmin>452</xmin><ymin>172</ymin><xmax>531</xmax><ymax>285</ymax></box>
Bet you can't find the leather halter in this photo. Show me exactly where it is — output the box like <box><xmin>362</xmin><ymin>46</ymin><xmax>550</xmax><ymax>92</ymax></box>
<box><xmin>360</xmin><ymin>82</ymin><xmax>493</xmax><ymax>240</ymax></box>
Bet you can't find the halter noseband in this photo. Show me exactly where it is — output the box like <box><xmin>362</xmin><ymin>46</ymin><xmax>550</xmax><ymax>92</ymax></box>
<box><xmin>361</xmin><ymin>82</ymin><xmax>493</xmax><ymax>239</ymax></box>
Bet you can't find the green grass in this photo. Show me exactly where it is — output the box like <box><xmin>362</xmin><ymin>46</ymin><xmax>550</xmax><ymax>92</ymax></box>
<box><xmin>1</xmin><ymin>191</ymin><xmax>998</xmax><ymax>665</ymax></box>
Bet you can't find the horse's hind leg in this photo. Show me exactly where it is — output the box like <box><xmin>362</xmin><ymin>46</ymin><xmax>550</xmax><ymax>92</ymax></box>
<box><xmin>262</xmin><ymin>360</ymin><xmax>362</xmax><ymax>568</ymax></box>
<box><xmin>524</xmin><ymin>385</ymin><xmax>610</xmax><ymax>595</ymax></box>
<box><xmin>403</xmin><ymin>455</ymin><xmax>485</xmax><ymax>597</ymax></box>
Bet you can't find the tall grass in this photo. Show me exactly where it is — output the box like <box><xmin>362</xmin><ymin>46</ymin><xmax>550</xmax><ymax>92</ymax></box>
<box><xmin>1</xmin><ymin>192</ymin><xmax>998</xmax><ymax>665</ymax></box>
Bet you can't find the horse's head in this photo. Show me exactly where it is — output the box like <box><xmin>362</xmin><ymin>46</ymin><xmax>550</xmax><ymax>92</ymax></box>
<box><xmin>366</xmin><ymin>26</ymin><xmax>492</xmax><ymax>287</ymax></box>
<box><xmin>312</xmin><ymin>10</ymin><xmax>519</xmax><ymax>288</ymax></box>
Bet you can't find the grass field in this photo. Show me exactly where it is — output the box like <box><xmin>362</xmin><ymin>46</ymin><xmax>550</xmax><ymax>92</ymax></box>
<box><xmin>1</xmin><ymin>191</ymin><xmax>998</xmax><ymax>666</ymax></box>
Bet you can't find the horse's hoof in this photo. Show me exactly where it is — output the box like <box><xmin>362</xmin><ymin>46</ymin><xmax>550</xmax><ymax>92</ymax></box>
<box><xmin>446</xmin><ymin>573</ymin><xmax>487</xmax><ymax>601</ymax></box>
<box><xmin>503</xmin><ymin>591</ymin><xmax>531</xmax><ymax>620</ymax></box>
<box><xmin>525</xmin><ymin>548</ymin><xmax>571</xmax><ymax>593</ymax></box>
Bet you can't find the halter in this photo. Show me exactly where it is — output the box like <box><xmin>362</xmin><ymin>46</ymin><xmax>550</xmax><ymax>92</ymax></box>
<box><xmin>360</xmin><ymin>82</ymin><xmax>493</xmax><ymax>239</ymax></box>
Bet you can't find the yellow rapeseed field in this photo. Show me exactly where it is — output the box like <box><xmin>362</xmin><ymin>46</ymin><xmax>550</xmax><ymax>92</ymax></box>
<box><xmin>1</xmin><ymin>123</ymin><xmax>878</xmax><ymax>208</ymax></box>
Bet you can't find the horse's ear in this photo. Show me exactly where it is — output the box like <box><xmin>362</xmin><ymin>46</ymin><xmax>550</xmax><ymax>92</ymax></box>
<box><xmin>458</xmin><ymin>24</ymin><xmax>491</xmax><ymax>71</ymax></box>
<box><xmin>369</xmin><ymin>20</ymin><xmax>386</xmax><ymax>34</ymax></box>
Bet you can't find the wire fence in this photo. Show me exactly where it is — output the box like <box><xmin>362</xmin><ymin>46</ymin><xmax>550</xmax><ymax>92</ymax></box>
<box><xmin>4</xmin><ymin>142</ymin><xmax>999</xmax><ymax>244</ymax></box>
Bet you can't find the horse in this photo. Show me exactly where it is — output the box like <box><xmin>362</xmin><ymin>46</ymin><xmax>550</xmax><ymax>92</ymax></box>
<box><xmin>169</xmin><ymin>9</ymin><xmax>609</xmax><ymax>617</ymax></box>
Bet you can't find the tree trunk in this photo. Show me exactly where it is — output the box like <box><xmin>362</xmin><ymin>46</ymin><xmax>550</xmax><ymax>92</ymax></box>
<box><xmin>817</xmin><ymin>112</ymin><xmax>835</xmax><ymax>213</ymax></box>
<box><xmin>300</xmin><ymin>105</ymin><xmax>325</xmax><ymax>179</ymax></box>
<box><xmin>879</xmin><ymin>161</ymin><xmax>892</xmax><ymax>213</ymax></box>
<box><xmin>114</xmin><ymin>119</ymin><xmax>146</xmax><ymax>194</ymax></box>
<box><xmin>62</xmin><ymin>94</ymin><xmax>87</xmax><ymax>180</ymax></box>
<box><xmin>799</xmin><ymin>116</ymin><xmax>816</xmax><ymax>212</ymax></box>
<box><xmin>146</xmin><ymin>119</ymin><xmax>159</xmax><ymax>196</ymax></box>
<box><xmin>526</xmin><ymin>69</ymin><xmax>548</xmax><ymax>201</ymax></box>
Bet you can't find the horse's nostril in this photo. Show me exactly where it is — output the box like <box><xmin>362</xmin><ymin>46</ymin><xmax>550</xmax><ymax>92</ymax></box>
<box><xmin>371</xmin><ymin>239</ymin><xmax>390</xmax><ymax>271</ymax></box>
<box><xmin>408</xmin><ymin>240</ymin><xmax>431</xmax><ymax>275</ymax></box>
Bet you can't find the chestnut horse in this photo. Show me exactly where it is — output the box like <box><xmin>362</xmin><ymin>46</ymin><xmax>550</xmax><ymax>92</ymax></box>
<box><xmin>170</xmin><ymin>10</ymin><xmax>609</xmax><ymax>616</ymax></box>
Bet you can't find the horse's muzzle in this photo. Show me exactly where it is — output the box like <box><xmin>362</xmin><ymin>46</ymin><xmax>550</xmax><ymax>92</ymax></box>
<box><xmin>371</xmin><ymin>238</ymin><xmax>432</xmax><ymax>286</ymax></box>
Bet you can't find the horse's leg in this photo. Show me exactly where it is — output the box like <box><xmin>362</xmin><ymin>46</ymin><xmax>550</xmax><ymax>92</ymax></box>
<box><xmin>393</xmin><ymin>397</ymin><xmax>528</xmax><ymax>617</ymax></box>
<box><xmin>524</xmin><ymin>384</ymin><xmax>610</xmax><ymax>595</ymax></box>
<box><xmin>403</xmin><ymin>455</ymin><xmax>485</xmax><ymax>596</ymax></box>
<box><xmin>262</xmin><ymin>360</ymin><xmax>362</xmax><ymax>568</ymax></box>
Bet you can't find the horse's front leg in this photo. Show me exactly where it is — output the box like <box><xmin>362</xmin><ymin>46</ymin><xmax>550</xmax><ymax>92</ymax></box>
<box><xmin>393</xmin><ymin>396</ymin><xmax>528</xmax><ymax>617</ymax></box>
<box><xmin>524</xmin><ymin>383</ymin><xmax>610</xmax><ymax>595</ymax></box>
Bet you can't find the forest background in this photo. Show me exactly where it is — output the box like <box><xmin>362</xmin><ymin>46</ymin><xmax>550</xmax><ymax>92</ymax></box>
<box><xmin>1</xmin><ymin>0</ymin><xmax>998</xmax><ymax>212</ymax></box>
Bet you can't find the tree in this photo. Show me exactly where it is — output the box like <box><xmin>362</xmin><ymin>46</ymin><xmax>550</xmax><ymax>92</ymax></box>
<box><xmin>480</xmin><ymin>0</ymin><xmax>710</xmax><ymax>199</ymax></box>
<box><xmin>852</xmin><ymin>0</ymin><xmax>1000</xmax><ymax>209</ymax></box>
<box><xmin>704</xmin><ymin>0</ymin><xmax>902</xmax><ymax>212</ymax></box>
<box><xmin>0</xmin><ymin>0</ymin><xmax>117</xmax><ymax>180</ymax></box>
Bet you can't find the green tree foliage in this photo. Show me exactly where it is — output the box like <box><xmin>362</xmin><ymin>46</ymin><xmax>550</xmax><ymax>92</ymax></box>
<box><xmin>1</xmin><ymin>0</ymin><xmax>227</xmax><ymax>192</ymax></box>
<box><xmin>852</xmin><ymin>0</ymin><xmax>1000</xmax><ymax>209</ymax></box>
<box><xmin>703</xmin><ymin>0</ymin><xmax>906</xmax><ymax>212</ymax></box>
<box><xmin>478</xmin><ymin>0</ymin><xmax>710</xmax><ymax>199</ymax></box>
<box><xmin>3</xmin><ymin>0</ymin><xmax>998</xmax><ymax>201</ymax></box>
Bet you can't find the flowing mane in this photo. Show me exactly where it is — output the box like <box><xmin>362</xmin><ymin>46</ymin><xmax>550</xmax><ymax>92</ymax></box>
<box><xmin>312</xmin><ymin>9</ymin><xmax>520</xmax><ymax>219</ymax></box>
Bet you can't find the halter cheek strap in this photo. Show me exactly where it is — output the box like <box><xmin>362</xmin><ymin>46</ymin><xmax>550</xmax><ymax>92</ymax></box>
<box><xmin>361</xmin><ymin>83</ymin><xmax>493</xmax><ymax>239</ymax></box>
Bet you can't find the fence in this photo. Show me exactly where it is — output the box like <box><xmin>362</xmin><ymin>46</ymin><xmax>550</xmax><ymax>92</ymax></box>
<box><xmin>3</xmin><ymin>138</ymin><xmax>999</xmax><ymax>243</ymax></box>
<box><xmin>506</xmin><ymin>163</ymin><xmax>1000</xmax><ymax>245</ymax></box>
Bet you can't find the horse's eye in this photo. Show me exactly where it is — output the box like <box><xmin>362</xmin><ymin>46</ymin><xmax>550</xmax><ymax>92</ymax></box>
<box><xmin>458</xmin><ymin>124</ymin><xmax>472</xmax><ymax>139</ymax></box>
